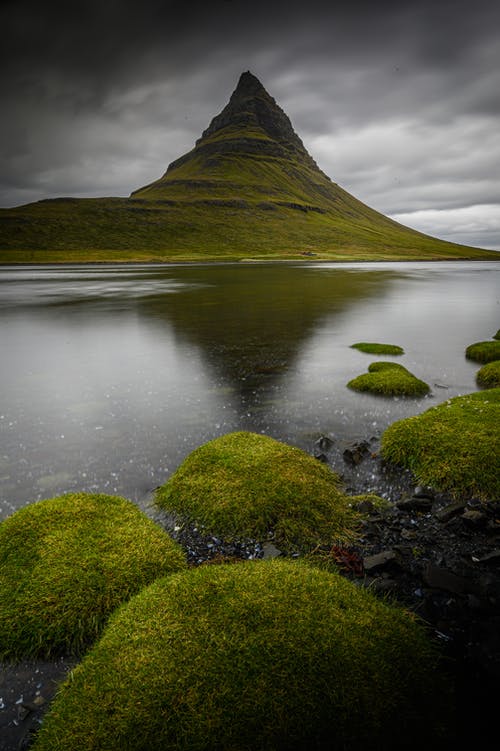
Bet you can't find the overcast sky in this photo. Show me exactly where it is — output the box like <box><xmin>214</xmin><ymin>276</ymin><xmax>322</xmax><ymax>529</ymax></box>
<box><xmin>1</xmin><ymin>0</ymin><xmax>499</xmax><ymax>249</ymax></box>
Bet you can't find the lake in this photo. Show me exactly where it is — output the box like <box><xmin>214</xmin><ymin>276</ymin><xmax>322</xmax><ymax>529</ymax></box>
<box><xmin>1</xmin><ymin>260</ymin><xmax>498</xmax><ymax>520</ymax></box>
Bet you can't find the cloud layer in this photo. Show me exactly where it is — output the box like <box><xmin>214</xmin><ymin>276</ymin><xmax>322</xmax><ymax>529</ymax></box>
<box><xmin>1</xmin><ymin>0</ymin><xmax>499</xmax><ymax>249</ymax></box>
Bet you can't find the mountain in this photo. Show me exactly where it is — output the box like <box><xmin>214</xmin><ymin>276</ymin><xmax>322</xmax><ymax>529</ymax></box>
<box><xmin>0</xmin><ymin>71</ymin><xmax>497</xmax><ymax>262</ymax></box>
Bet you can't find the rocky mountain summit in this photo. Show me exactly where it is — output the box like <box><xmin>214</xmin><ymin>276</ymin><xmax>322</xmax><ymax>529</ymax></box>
<box><xmin>131</xmin><ymin>70</ymin><xmax>332</xmax><ymax>206</ymax></box>
<box><xmin>185</xmin><ymin>71</ymin><xmax>317</xmax><ymax>169</ymax></box>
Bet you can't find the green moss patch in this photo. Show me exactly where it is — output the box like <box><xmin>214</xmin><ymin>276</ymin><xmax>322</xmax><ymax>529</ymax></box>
<box><xmin>156</xmin><ymin>431</ymin><xmax>359</xmax><ymax>552</ymax></box>
<box><xmin>465</xmin><ymin>340</ymin><xmax>500</xmax><ymax>363</ymax></box>
<box><xmin>350</xmin><ymin>493</ymin><xmax>392</xmax><ymax>510</ymax></box>
<box><xmin>381</xmin><ymin>388</ymin><xmax>500</xmax><ymax>501</ymax></box>
<box><xmin>0</xmin><ymin>493</ymin><xmax>186</xmax><ymax>660</ymax></box>
<box><xmin>351</xmin><ymin>341</ymin><xmax>404</xmax><ymax>355</ymax></box>
<box><xmin>347</xmin><ymin>361</ymin><xmax>430</xmax><ymax>397</ymax></box>
<box><xmin>32</xmin><ymin>560</ymin><xmax>452</xmax><ymax>751</ymax></box>
<box><xmin>477</xmin><ymin>360</ymin><xmax>500</xmax><ymax>388</ymax></box>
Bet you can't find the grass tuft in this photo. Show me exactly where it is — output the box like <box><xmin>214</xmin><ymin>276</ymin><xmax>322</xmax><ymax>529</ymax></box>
<box><xmin>476</xmin><ymin>360</ymin><xmax>500</xmax><ymax>388</ymax></box>
<box><xmin>0</xmin><ymin>493</ymin><xmax>186</xmax><ymax>660</ymax></box>
<box><xmin>381</xmin><ymin>388</ymin><xmax>500</xmax><ymax>501</ymax></box>
<box><xmin>465</xmin><ymin>340</ymin><xmax>500</xmax><ymax>363</ymax></box>
<box><xmin>155</xmin><ymin>431</ymin><xmax>360</xmax><ymax>552</ymax></box>
<box><xmin>351</xmin><ymin>342</ymin><xmax>404</xmax><ymax>355</ymax></box>
<box><xmin>32</xmin><ymin>560</ymin><xmax>453</xmax><ymax>751</ymax></box>
<box><xmin>347</xmin><ymin>361</ymin><xmax>430</xmax><ymax>397</ymax></box>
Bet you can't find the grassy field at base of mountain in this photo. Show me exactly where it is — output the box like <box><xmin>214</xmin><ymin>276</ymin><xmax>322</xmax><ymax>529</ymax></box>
<box><xmin>1</xmin><ymin>196</ymin><xmax>497</xmax><ymax>264</ymax></box>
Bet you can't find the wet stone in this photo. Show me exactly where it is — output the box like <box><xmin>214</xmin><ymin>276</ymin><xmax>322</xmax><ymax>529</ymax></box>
<box><xmin>363</xmin><ymin>549</ymin><xmax>398</xmax><ymax>573</ymax></box>
<box><xmin>343</xmin><ymin>441</ymin><xmax>370</xmax><ymax>466</ymax></box>
<box><xmin>462</xmin><ymin>509</ymin><xmax>488</xmax><ymax>529</ymax></box>
<box><xmin>313</xmin><ymin>452</ymin><xmax>328</xmax><ymax>463</ymax></box>
<box><xmin>435</xmin><ymin>501</ymin><xmax>467</xmax><ymax>523</ymax></box>
<box><xmin>397</xmin><ymin>496</ymin><xmax>433</xmax><ymax>512</ymax></box>
<box><xmin>261</xmin><ymin>542</ymin><xmax>282</xmax><ymax>559</ymax></box>
<box><xmin>413</xmin><ymin>485</ymin><xmax>435</xmax><ymax>500</ymax></box>
<box><xmin>315</xmin><ymin>435</ymin><xmax>333</xmax><ymax>451</ymax></box>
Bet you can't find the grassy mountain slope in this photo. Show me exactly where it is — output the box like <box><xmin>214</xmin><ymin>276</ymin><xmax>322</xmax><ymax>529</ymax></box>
<box><xmin>0</xmin><ymin>72</ymin><xmax>497</xmax><ymax>263</ymax></box>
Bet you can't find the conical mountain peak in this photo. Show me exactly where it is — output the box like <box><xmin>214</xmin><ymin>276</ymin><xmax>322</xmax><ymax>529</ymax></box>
<box><xmin>198</xmin><ymin>71</ymin><xmax>310</xmax><ymax>158</ymax></box>
<box><xmin>232</xmin><ymin>70</ymin><xmax>267</xmax><ymax>98</ymax></box>
<box><xmin>132</xmin><ymin>71</ymin><xmax>322</xmax><ymax>197</ymax></box>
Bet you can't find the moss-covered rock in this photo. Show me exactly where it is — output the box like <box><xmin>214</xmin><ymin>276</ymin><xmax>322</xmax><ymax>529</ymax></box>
<box><xmin>349</xmin><ymin>493</ymin><xmax>392</xmax><ymax>511</ymax></box>
<box><xmin>347</xmin><ymin>361</ymin><xmax>430</xmax><ymax>397</ymax></box>
<box><xmin>381</xmin><ymin>388</ymin><xmax>500</xmax><ymax>501</ymax></box>
<box><xmin>466</xmin><ymin>340</ymin><xmax>500</xmax><ymax>363</ymax></box>
<box><xmin>0</xmin><ymin>493</ymin><xmax>186</xmax><ymax>659</ymax></box>
<box><xmin>351</xmin><ymin>341</ymin><xmax>404</xmax><ymax>355</ymax></box>
<box><xmin>477</xmin><ymin>360</ymin><xmax>500</xmax><ymax>388</ymax></box>
<box><xmin>32</xmin><ymin>560</ymin><xmax>452</xmax><ymax>751</ymax></box>
<box><xmin>155</xmin><ymin>431</ymin><xmax>359</xmax><ymax>552</ymax></box>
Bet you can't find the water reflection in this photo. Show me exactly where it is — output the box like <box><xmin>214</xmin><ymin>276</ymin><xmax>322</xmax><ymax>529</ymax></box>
<box><xmin>136</xmin><ymin>264</ymin><xmax>396</xmax><ymax>397</ymax></box>
<box><xmin>0</xmin><ymin>262</ymin><xmax>498</xmax><ymax>518</ymax></box>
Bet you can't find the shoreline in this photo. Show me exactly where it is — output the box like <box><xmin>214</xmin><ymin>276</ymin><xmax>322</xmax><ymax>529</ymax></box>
<box><xmin>1</xmin><ymin>255</ymin><xmax>499</xmax><ymax>267</ymax></box>
<box><xmin>2</xmin><ymin>465</ymin><xmax>499</xmax><ymax>750</ymax></box>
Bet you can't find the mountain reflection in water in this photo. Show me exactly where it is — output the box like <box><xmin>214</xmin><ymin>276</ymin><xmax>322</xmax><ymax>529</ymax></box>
<box><xmin>0</xmin><ymin>261</ymin><xmax>497</xmax><ymax>518</ymax></box>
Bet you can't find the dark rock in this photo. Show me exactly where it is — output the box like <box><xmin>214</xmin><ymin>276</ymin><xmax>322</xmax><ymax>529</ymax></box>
<box><xmin>313</xmin><ymin>452</ymin><xmax>328</xmax><ymax>463</ymax></box>
<box><xmin>474</xmin><ymin>549</ymin><xmax>500</xmax><ymax>565</ymax></box>
<box><xmin>370</xmin><ymin>577</ymin><xmax>399</xmax><ymax>595</ymax></box>
<box><xmin>435</xmin><ymin>501</ymin><xmax>467</xmax><ymax>523</ymax></box>
<box><xmin>315</xmin><ymin>435</ymin><xmax>333</xmax><ymax>451</ymax></box>
<box><xmin>396</xmin><ymin>496</ymin><xmax>433</xmax><ymax>512</ymax></box>
<box><xmin>423</xmin><ymin>564</ymin><xmax>474</xmax><ymax>595</ymax></box>
<box><xmin>462</xmin><ymin>509</ymin><xmax>488</xmax><ymax>529</ymax></box>
<box><xmin>363</xmin><ymin>549</ymin><xmax>398</xmax><ymax>572</ymax></box>
<box><xmin>17</xmin><ymin>704</ymin><xmax>32</xmax><ymax>722</ymax></box>
<box><xmin>413</xmin><ymin>485</ymin><xmax>435</xmax><ymax>499</ymax></box>
<box><xmin>343</xmin><ymin>441</ymin><xmax>370</xmax><ymax>466</ymax></box>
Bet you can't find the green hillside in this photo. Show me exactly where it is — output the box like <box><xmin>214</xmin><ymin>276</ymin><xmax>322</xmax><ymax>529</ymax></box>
<box><xmin>0</xmin><ymin>72</ymin><xmax>497</xmax><ymax>263</ymax></box>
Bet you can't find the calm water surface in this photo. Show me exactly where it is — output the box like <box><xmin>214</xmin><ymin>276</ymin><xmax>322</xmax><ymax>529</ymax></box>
<box><xmin>1</xmin><ymin>261</ymin><xmax>498</xmax><ymax>519</ymax></box>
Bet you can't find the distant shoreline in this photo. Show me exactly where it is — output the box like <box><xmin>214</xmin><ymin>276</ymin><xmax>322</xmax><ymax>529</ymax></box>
<box><xmin>1</xmin><ymin>255</ymin><xmax>499</xmax><ymax>267</ymax></box>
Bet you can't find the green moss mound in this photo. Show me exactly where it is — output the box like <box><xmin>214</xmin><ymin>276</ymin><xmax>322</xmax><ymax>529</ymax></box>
<box><xmin>351</xmin><ymin>341</ymin><xmax>404</xmax><ymax>355</ymax></box>
<box><xmin>465</xmin><ymin>340</ymin><xmax>500</xmax><ymax>363</ymax></box>
<box><xmin>381</xmin><ymin>388</ymin><xmax>500</xmax><ymax>501</ymax></box>
<box><xmin>155</xmin><ymin>431</ymin><xmax>359</xmax><ymax>552</ymax></box>
<box><xmin>350</xmin><ymin>493</ymin><xmax>392</xmax><ymax>510</ymax></box>
<box><xmin>0</xmin><ymin>493</ymin><xmax>186</xmax><ymax>660</ymax></box>
<box><xmin>347</xmin><ymin>361</ymin><xmax>430</xmax><ymax>397</ymax></box>
<box><xmin>32</xmin><ymin>560</ymin><xmax>452</xmax><ymax>751</ymax></box>
<box><xmin>477</xmin><ymin>360</ymin><xmax>500</xmax><ymax>388</ymax></box>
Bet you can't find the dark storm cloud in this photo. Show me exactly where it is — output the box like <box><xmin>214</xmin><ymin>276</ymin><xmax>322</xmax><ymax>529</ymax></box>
<box><xmin>1</xmin><ymin>0</ymin><xmax>499</xmax><ymax>248</ymax></box>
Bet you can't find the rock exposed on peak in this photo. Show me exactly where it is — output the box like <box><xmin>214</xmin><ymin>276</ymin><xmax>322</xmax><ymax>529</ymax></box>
<box><xmin>133</xmin><ymin>70</ymin><xmax>328</xmax><ymax>197</ymax></box>
<box><xmin>198</xmin><ymin>70</ymin><xmax>311</xmax><ymax>160</ymax></box>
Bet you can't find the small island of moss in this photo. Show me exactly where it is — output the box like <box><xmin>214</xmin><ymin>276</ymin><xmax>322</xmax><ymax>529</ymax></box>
<box><xmin>465</xmin><ymin>340</ymin><xmax>500</xmax><ymax>363</ymax></box>
<box><xmin>347</xmin><ymin>361</ymin><xmax>430</xmax><ymax>397</ymax></box>
<box><xmin>0</xmin><ymin>493</ymin><xmax>186</xmax><ymax>660</ymax></box>
<box><xmin>381</xmin><ymin>388</ymin><xmax>500</xmax><ymax>501</ymax></box>
<box><xmin>351</xmin><ymin>342</ymin><xmax>404</xmax><ymax>355</ymax></box>
<box><xmin>32</xmin><ymin>560</ymin><xmax>452</xmax><ymax>751</ymax></box>
<box><xmin>155</xmin><ymin>431</ymin><xmax>360</xmax><ymax>553</ymax></box>
<box><xmin>476</xmin><ymin>360</ymin><xmax>500</xmax><ymax>388</ymax></box>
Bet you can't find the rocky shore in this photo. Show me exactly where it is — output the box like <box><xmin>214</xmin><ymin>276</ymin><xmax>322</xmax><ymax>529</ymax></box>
<box><xmin>1</xmin><ymin>445</ymin><xmax>499</xmax><ymax>750</ymax></box>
